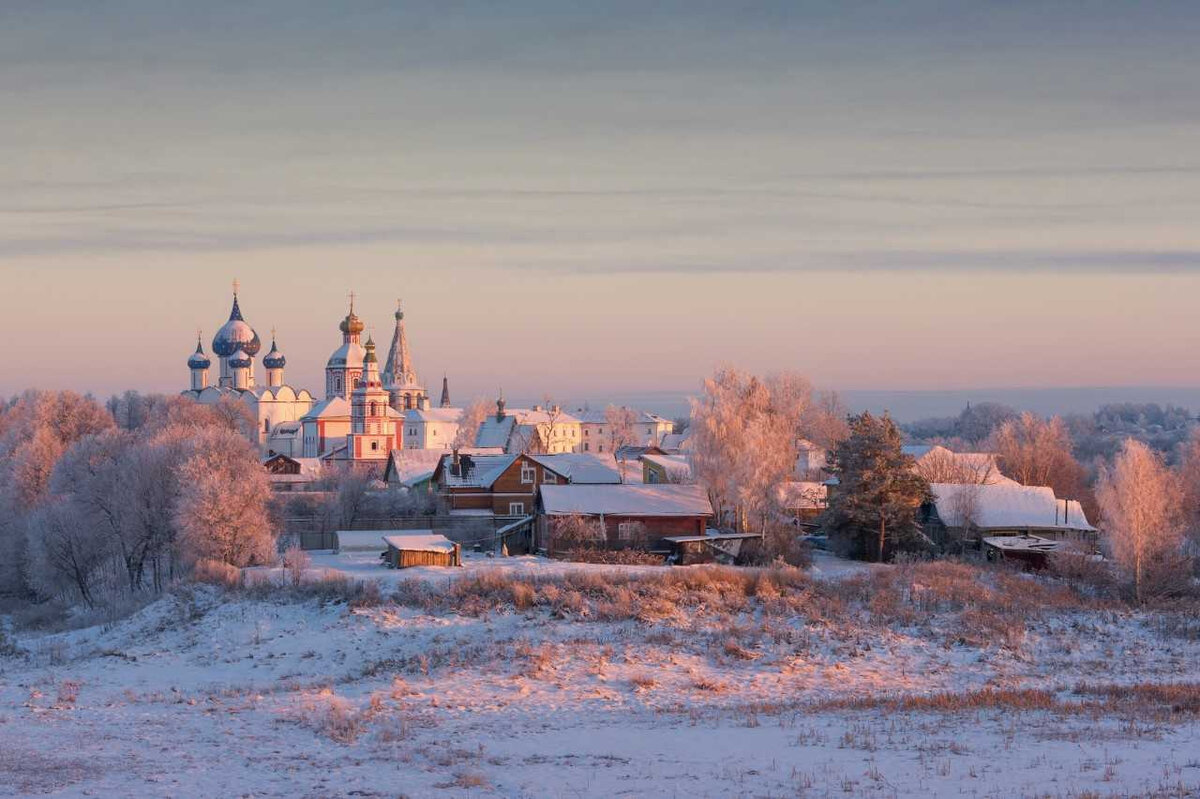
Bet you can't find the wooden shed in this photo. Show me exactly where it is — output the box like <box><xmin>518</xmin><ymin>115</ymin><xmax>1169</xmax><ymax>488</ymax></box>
<box><xmin>383</xmin><ymin>533</ymin><xmax>461</xmax><ymax>569</ymax></box>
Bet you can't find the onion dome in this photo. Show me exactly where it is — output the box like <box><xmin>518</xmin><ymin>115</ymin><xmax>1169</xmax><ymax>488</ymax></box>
<box><xmin>363</xmin><ymin>336</ymin><xmax>378</xmax><ymax>364</ymax></box>
<box><xmin>339</xmin><ymin>295</ymin><xmax>365</xmax><ymax>337</ymax></box>
<box><xmin>263</xmin><ymin>336</ymin><xmax>286</xmax><ymax>369</ymax></box>
<box><xmin>212</xmin><ymin>293</ymin><xmax>262</xmax><ymax>358</ymax></box>
<box><xmin>229</xmin><ymin>352</ymin><xmax>253</xmax><ymax>369</ymax></box>
<box><xmin>187</xmin><ymin>335</ymin><xmax>211</xmax><ymax>370</ymax></box>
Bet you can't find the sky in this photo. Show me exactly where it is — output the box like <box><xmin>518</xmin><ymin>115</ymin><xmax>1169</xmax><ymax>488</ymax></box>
<box><xmin>2</xmin><ymin>1</ymin><xmax>1200</xmax><ymax>413</ymax></box>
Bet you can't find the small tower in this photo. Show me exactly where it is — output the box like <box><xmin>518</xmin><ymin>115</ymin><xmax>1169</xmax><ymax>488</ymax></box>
<box><xmin>187</xmin><ymin>332</ymin><xmax>211</xmax><ymax>391</ymax></box>
<box><xmin>440</xmin><ymin>375</ymin><xmax>451</xmax><ymax>408</ymax></box>
<box><xmin>263</xmin><ymin>328</ymin><xmax>287</xmax><ymax>388</ymax></box>
<box><xmin>325</xmin><ymin>293</ymin><xmax>366</xmax><ymax>400</ymax></box>
<box><xmin>384</xmin><ymin>299</ymin><xmax>428</xmax><ymax>411</ymax></box>
<box><xmin>347</xmin><ymin>336</ymin><xmax>395</xmax><ymax>458</ymax></box>
<box><xmin>496</xmin><ymin>391</ymin><xmax>507</xmax><ymax>422</ymax></box>
<box><xmin>229</xmin><ymin>351</ymin><xmax>252</xmax><ymax>390</ymax></box>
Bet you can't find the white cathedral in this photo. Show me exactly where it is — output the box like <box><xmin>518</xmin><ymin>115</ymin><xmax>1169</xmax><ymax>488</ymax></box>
<box><xmin>184</xmin><ymin>287</ymin><xmax>452</xmax><ymax>462</ymax></box>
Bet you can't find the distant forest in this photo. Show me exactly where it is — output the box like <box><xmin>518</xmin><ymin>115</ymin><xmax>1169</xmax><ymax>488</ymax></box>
<box><xmin>904</xmin><ymin>402</ymin><xmax>1195</xmax><ymax>466</ymax></box>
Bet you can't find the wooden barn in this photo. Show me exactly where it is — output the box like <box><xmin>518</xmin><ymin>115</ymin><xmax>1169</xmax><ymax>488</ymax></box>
<box><xmin>383</xmin><ymin>533</ymin><xmax>461</xmax><ymax>569</ymax></box>
<box><xmin>537</xmin><ymin>483</ymin><xmax>714</xmax><ymax>554</ymax></box>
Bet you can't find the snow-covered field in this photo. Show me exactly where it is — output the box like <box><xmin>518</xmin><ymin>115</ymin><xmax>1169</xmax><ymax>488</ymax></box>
<box><xmin>3</xmin><ymin>554</ymin><xmax>1200</xmax><ymax>798</ymax></box>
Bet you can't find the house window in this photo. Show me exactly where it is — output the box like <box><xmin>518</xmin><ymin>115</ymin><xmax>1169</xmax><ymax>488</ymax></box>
<box><xmin>583</xmin><ymin>443</ymin><xmax>589</xmax><ymax>452</ymax></box>
<box><xmin>543</xmin><ymin>472</ymin><xmax>557</xmax><ymax>484</ymax></box>
<box><xmin>520</xmin><ymin>464</ymin><xmax>535</xmax><ymax>483</ymax></box>
<box><xmin>371</xmin><ymin>441</ymin><xmax>379</xmax><ymax>451</ymax></box>
<box><xmin>618</xmin><ymin>522</ymin><xmax>637</xmax><ymax>541</ymax></box>
<box><xmin>509</xmin><ymin>502</ymin><xmax>525</xmax><ymax>516</ymax></box>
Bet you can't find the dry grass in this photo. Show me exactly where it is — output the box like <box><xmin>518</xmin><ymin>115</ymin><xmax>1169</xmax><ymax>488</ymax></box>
<box><xmin>282</xmin><ymin>688</ymin><xmax>384</xmax><ymax>743</ymax></box>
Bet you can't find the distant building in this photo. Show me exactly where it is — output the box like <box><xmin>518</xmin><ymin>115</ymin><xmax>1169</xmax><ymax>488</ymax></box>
<box><xmin>574</xmin><ymin>407</ymin><xmax>673</xmax><ymax>453</ymax></box>
<box><xmin>401</xmin><ymin>407</ymin><xmax>463</xmax><ymax>450</ymax></box>
<box><xmin>182</xmin><ymin>286</ymin><xmax>315</xmax><ymax>454</ymax></box>
<box><xmin>921</xmin><ymin>482</ymin><xmax>1097</xmax><ymax>551</ymax></box>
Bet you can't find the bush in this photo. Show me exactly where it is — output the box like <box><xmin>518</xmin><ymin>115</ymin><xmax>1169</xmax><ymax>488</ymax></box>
<box><xmin>191</xmin><ymin>558</ymin><xmax>242</xmax><ymax>589</ymax></box>
<box><xmin>738</xmin><ymin>529</ymin><xmax>813</xmax><ymax>568</ymax></box>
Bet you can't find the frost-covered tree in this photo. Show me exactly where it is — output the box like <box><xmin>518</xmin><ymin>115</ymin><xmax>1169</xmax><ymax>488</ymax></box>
<box><xmin>174</xmin><ymin>428</ymin><xmax>275</xmax><ymax>568</ymax></box>
<box><xmin>691</xmin><ymin>368</ymin><xmax>826</xmax><ymax>532</ymax></box>
<box><xmin>823</xmin><ymin>412</ymin><xmax>932</xmax><ymax>562</ymax></box>
<box><xmin>1098</xmin><ymin>439</ymin><xmax>1189</xmax><ymax>603</ymax></box>
<box><xmin>453</xmin><ymin>397</ymin><xmax>491</xmax><ymax>450</ymax></box>
<box><xmin>24</xmin><ymin>500</ymin><xmax>110</xmax><ymax>608</ymax></box>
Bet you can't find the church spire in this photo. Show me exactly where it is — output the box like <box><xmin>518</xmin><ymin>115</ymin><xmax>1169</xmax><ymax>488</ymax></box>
<box><xmin>383</xmin><ymin>298</ymin><xmax>415</xmax><ymax>387</ymax></box>
<box><xmin>440</xmin><ymin>374</ymin><xmax>451</xmax><ymax>408</ymax></box>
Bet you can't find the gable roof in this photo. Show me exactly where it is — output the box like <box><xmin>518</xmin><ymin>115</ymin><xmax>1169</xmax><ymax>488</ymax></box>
<box><xmin>930</xmin><ymin>482</ymin><xmax>1095</xmax><ymax>532</ymax></box>
<box><xmin>382</xmin><ymin>532</ymin><xmax>456</xmax><ymax>553</ymax></box>
<box><xmin>302</xmin><ymin>396</ymin><xmax>351</xmax><ymax>420</ymax></box>
<box><xmin>642</xmin><ymin>453</ymin><xmax>693</xmax><ymax>481</ymax></box>
<box><xmin>439</xmin><ymin>452</ymin><xmax>520</xmax><ymax>488</ymax></box>
<box><xmin>540</xmin><ymin>483</ymin><xmax>713</xmax><ymax>517</ymax></box>
<box><xmin>526</xmin><ymin>453</ymin><xmax>621</xmax><ymax>484</ymax></box>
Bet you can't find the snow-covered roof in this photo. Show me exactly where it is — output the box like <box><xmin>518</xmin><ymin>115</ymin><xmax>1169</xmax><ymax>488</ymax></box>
<box><xmin>527</xmin><ymin>453</ymin><xmax>621</xmax><ymax>484</ymax></box>
<box><xmin>911</xmin><ymin>445</ymin><xmax>1013</xmax><ymax>485</ymax></box>
<box><xmin>403</xmin><ymin>407</ymin><xmax>463</xmax><ymax>423</ymax></box>
<box><xmin>475</xmin><ymin>415</ymin><xmax>516</xmax><ymax>449</ymax></box>
<box><xmin>775</xmin><ymin>481</ymin><xmax>827</xmax><ymax>510</ymax></box>
<box><xmin>659</xmin><ymin>430</ymin><xmax>692</xmax><ymax>452</ymax></box>
<box><xmin>573</xmin><ymin>408</ymin><xmax>670</xmax><ymax>425</ymax></box>
<box><xmin>385</xmin><ymin>449</ymin><xmax>449</xmax><ymax>484</ymax></box>
<box><xmin>982</xmin><ymin>534</ymin><xmax>1065</xmax><ymax>553</ymax></box>
<box><xmin>326</xmin><ymin>341</ymin><xmax>366</xmax><ymax>368</ymax></box>
<box><xmin>440</xmin><ymin>453</ymin><xmax>519</xmax><ymax>488</ymax></box>
<box><xmin>335</xmin><ymin>530</ymin><xmax>388</xmax><ymax>552</ymax></box>
<box><xmin>382</xmin><ymin>532</ymin><xmax>456</xmax><ymax>553</ymax></box>
<box><xmin>303</xmin><ymin>396</ymin><xmax>351</xmax><ymax>420</ymax></box>
<box><xmin>540</xmin><ymin>484</ymin><xmax>713</xmax><ymax>517</ymax></box>
<box><xmin>642</xmin><ymin>454</ymin><xmax>693</xmax><ymax>480</ymax></box>
<box><xmin>930</xmin><ymin>483</ymin><xmax>1096</xmax><ymax>532</ymax></box>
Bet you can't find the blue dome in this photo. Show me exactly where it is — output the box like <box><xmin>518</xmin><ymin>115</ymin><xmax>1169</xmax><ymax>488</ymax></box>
<box><xmin>187</xmin><ymin>340</ymin><xmax>211</xmax><ymax>370</ymax></box>
<box><xmin>263</xmin><ymin>339</ymin><xmax>286</xmax><ymax>369</ymax></box>
<box><xmin>229</xmin><ymin>352</ymin><xmax>252</xmax><ymax>369</ymax></box>
<box><xmin>212</xmin><ymin>294</ymin><xmax>261</xmax><ymax>358</ymax></box>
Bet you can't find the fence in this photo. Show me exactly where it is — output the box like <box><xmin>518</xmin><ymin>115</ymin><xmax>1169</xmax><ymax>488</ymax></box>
<box><xmin>284</xmin><ymin>515</ymin><xmax>521</xmax><ymax>551</ymax></box>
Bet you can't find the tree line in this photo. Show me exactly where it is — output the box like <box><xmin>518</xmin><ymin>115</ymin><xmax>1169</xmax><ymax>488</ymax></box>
<box><xmin>0</xmin><ymin>391</ymin><xmax>274</xmax><ymax>609</ymax></box>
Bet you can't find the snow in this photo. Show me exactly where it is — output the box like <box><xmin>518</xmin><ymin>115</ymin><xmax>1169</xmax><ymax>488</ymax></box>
<box><xmin>931</xmin><ymin>482</ymin><xmax>1096</xmax><ymax>532</ymax></box>
<box><xmin>5</xmin><ymin>554</ymin><xmax>1200</xmax><ymax>797</ymax></box>
<box><xmin>541</xmin><ymin>483</ymin><xmax>713</xmax><ymax>516</ymax></box>
<box><xmin>526</xmin><ymin>453</ymin><xmax>621</xmax><ymax>484</ymax></box>
<box><xmin>382</xmin><ymin>533</ymin><xmax>457</xmax><ymax>554</ymax></box>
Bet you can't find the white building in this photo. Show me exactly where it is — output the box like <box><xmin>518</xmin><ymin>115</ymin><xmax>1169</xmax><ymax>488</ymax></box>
<box><xmin>182</xmin><ymin>287</ymin><xmax>315</xmax><ymax>454</ymax></box>
<box><xmin>475</xmin><ymin>398</ymin><xmax>583</xmax><ymax>454</ymax></box>
<box><xmin>574</xmin><ymin>407</ymin><xmax>673</xmax><ymax>453</ymax></box>
<box><xmin>401</xmin><ymin>406</ymin><xmax>463</xmax><ymax>450</ymax></box>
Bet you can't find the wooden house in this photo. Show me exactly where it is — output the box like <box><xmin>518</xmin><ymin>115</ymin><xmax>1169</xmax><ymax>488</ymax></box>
<box><xmin>537</xmin><ymin>483</ymin><xmax>714</xmax><ymax>553</ymax></box>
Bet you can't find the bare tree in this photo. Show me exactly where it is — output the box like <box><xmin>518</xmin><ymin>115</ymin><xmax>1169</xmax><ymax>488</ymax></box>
<box><xmin>25</xmin><ymin>501</ymin><xmax>110</xmax><ymax>608</ymax></box>
<box><xmin>549</xmin><ymin>514</ymin><xmax>607</xmax><ymax>554</ymax></box>
<box><xmin>1097</xmin><ymin>439</ymin><xmax>1189</xmax><ymax>603</ymax></box>
<box><xmin>605</xmin><ymin>405</ymin><xmax>638</xmax><ymax>482</ymax></box>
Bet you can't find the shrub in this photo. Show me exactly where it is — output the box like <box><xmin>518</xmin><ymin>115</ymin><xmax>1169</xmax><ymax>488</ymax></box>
<box><xmin>192</xmin><ymin>558</ymin><xmax>242</xmax><ymax>589</ymax></box>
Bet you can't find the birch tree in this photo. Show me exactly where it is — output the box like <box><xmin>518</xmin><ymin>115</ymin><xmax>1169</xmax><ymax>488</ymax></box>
<box><xmin>1097</xmin><ymin>438</ymin><xmax>1189</xmax><ymax>603</ymax></box>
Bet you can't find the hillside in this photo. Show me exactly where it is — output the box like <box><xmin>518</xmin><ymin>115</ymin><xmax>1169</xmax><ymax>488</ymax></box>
<box><xmin>2</xmin><ymin>555</ymin><xmax>1200</xmax><ymax>798</ymax></box>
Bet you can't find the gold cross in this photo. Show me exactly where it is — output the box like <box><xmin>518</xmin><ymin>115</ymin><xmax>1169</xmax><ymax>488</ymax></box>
<box><xmin>348</xmin><ymin>290</ymin><xmax>356</xmax><ymax>313</ymax></box>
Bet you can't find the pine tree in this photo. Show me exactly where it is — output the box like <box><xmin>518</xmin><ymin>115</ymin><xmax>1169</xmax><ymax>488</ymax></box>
<box><xmin>823</xmin><ymin>412</ymin><xmax>932</xmax><ymax>561</ymax></box>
